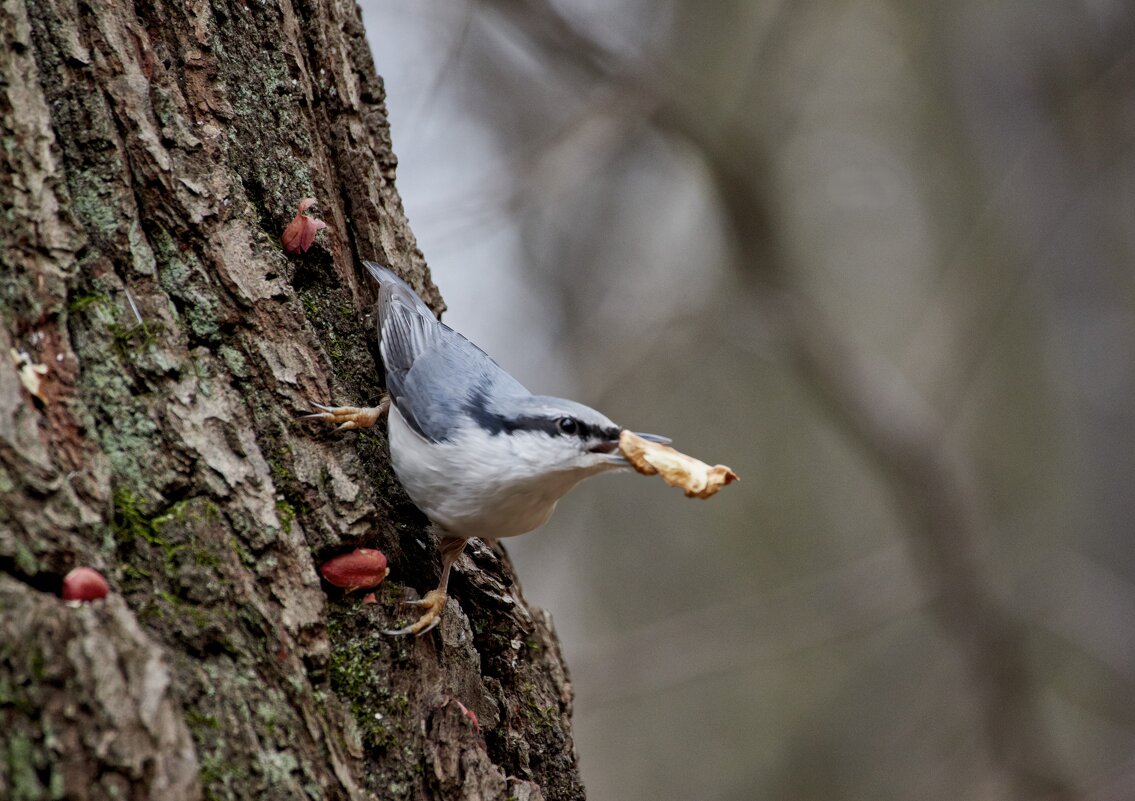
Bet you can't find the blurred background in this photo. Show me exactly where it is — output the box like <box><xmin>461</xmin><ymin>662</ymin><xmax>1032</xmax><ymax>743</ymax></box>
<box><xmin>359</xmin><ymin>1</ymin><xmax>1135</xmax><ymax>799</ymax></box>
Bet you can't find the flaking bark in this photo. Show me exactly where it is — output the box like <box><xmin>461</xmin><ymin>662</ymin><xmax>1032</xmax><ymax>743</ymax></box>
<box><xmin>0</xmin><ymin>1</ymin><xmax>584</xmax><ymax>799</ymax></box>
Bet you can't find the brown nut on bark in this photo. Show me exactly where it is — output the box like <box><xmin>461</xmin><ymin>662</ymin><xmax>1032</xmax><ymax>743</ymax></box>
<box><xmin>619</xmin><ymin>430</ymin><xmax>738</xmax><ymax>499</ymax></box>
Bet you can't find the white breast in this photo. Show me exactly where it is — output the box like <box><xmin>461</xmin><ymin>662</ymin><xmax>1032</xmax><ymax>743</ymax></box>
<box><xmin>386</xmin><ymin>405</ymin><xmax>612</xmax><ymax>539</ymax></box>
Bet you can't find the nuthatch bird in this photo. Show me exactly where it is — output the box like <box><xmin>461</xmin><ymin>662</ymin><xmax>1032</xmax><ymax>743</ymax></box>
<box><xmin>309</xmin><ymin>262</ymin><xmax>668</xmax><ymax>635</ymax></box>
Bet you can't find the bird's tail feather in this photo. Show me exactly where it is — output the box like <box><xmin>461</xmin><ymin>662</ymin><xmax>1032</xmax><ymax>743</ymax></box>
<box><xmin>362</xmin><ymin>261</ymin><xmax>434</xmax><ymax>318</ymax></box>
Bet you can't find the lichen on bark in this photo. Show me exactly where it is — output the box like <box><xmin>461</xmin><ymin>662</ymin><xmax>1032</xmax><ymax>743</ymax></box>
<box><xmin>0</xmin><ymin>0</ymin><xmax>584</xmax><ymax>799</ymax></box>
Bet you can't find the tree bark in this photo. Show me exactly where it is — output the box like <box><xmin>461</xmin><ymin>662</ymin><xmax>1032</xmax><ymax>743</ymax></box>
<box><xmin>0</xmin><ymin>1</ymin><xmax>584</xmax><ymax>799</ymax></box>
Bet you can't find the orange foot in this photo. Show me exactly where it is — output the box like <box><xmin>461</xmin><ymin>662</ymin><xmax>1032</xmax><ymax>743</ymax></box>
<box><xmin>304</xmin><ymin>398</ymin><xmax>389</xmax><ymax>430</ymax></box>
<box><xmin>382</xmin><ymin>590</ymin><xmax>448</xmax><ymax>636</ymax></box>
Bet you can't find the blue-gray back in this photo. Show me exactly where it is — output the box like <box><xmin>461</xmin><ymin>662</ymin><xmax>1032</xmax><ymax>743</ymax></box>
<box><xmin>363</xmin><ymin>262</ymin><xmax>530</xmax><ymax>442</ymax></box>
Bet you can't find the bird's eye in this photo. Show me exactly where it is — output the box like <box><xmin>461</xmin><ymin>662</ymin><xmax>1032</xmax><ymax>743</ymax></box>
<box><xmin>556</xmin><ymin>416</ymin><xmax>579</xmax><ymax>435</ymax></box>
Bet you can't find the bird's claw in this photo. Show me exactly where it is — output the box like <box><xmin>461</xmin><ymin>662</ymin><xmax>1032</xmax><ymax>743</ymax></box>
<box><xmin>382</xmin><ymin>617</ymin><xmax>441</xmax><ymax>637</ymax></box>
<box><xmin>302</xmin><ymin>399</ymin><xmax>389</xmax><ymax>430</ymax></box>
<box><xmin>382</xmin><ymin>589</ymin><xmax>447</xmax><ymax>636</ymax></box>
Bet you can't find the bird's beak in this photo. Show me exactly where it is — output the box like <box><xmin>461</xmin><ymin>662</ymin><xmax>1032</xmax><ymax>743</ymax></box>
<box><xmin>589</xmin><ymin>440</ymin><xmax>621</xmax><ymax>455</ymax></box>
<box><xmin>603</xmin><ymin>450</ymin><xmax>630</xmax><ymax>467</ymax></box>
<box><xmin>592</xmin><ymin>430</ymin><xmax>671</xmax><ymax>466</ymax></box>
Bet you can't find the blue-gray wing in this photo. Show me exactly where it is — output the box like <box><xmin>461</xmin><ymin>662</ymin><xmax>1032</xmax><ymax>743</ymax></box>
<box><xmin>363</xmin><ymin>262</ymin><xmax>528</xmax><ymax>442</ymax></box>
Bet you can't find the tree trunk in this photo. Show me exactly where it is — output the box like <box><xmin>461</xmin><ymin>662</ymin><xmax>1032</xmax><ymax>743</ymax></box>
<box><xmin>0</xmin><ymin>1</ymin><xmax>584</xmax><ymax>799</ymax></box>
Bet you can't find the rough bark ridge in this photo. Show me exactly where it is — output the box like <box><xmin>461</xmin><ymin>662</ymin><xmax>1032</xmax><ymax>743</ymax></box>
<box><xmin>0</xmin><ymin>1</ymin><xmax>584</xmax><ymax>799</ymax></box>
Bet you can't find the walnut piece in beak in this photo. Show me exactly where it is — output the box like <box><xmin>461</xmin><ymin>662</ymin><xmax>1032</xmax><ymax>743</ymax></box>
<box><xmin>618</xmin><ymin>430</ymin><xmax>738</xmax><ymax>499</ymax></box>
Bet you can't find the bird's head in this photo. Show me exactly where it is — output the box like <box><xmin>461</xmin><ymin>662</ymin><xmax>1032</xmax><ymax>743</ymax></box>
<box><xmin>466</xmin><ymin>394</ymin><xmax>669</xmax><ymax>478</ymax></box>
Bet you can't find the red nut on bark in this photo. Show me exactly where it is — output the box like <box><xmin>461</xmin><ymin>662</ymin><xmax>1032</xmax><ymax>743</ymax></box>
<box><xmin>281</xmin><ymin>197</ymin><xmax>327</xmax><ymax>254</ymax></box>
<box><xmin>62</xmin><ymin>567</ymin><xmax>109</xmax><ymax>602</ymax></box>
<box><xmin>319</xmin><ymin>548</ymin><xmax>390</xmax><ymax>593</ymax></box>
<box><xmin>454</xmin><ymin>700</ymin><xmax>480</xmax><ymax>732</ymax></box>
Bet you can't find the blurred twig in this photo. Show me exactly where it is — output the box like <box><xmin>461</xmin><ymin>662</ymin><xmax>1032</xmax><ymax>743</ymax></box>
<box><xmin>479</xmin><ymin>1</ymin><xmax>1074</xmax><ymax>798</ymax></box>
<box><xmin>572</xmin><ymin>547</ymin><xmax>923</xmax><ymax>709</ymax></box>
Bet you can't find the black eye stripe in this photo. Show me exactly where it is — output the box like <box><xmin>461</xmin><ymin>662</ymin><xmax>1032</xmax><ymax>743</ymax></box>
<box><xmin>462</xmin><ymin>388</ymin><xmax>619</xmax><ymax>441</ymax></box>
<box><xmin>476</xmin><ymin>413</ymin><xmax>617</xmax><ymax>442</ymax></box>
<box><xmin>518</xmin><ymin>415</ymin><xmax>595</xmax><ymax>439</ymax></box>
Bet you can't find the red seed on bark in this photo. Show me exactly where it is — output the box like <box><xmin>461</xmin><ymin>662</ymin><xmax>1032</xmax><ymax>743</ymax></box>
<box><xmin>62</xmin><ymin>567</ymin><xmax>109</xmax><ymax>602</ymax></box>
<box><xmin>319</xmin><ymin>548</ymin><xmax>389</xmax><ymax>593</ymax></box>
<box><xmin>454</xmin><ymin>700</ymin><xmax>480</xmax><ymax>732</ymax></box>
<box><xmin>281</xmin><ymin>197</ymin><xmax>327</xmax><ymax>254</ymax></box>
